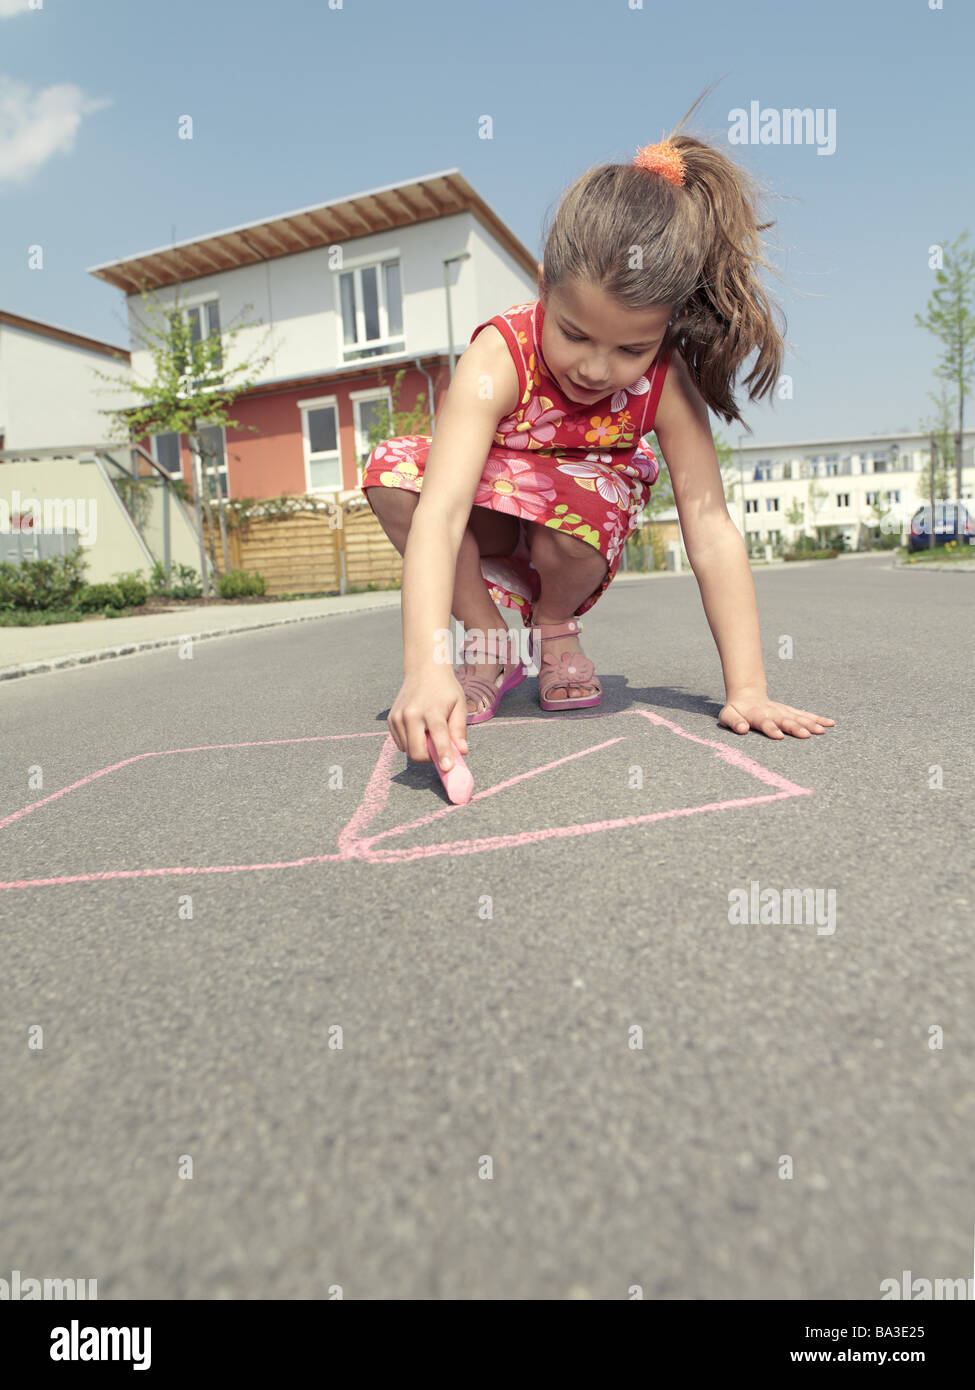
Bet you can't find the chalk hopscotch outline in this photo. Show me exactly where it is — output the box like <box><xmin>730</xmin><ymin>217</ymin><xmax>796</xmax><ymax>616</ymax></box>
<box><xmin>0</xmin><ymin>708</ymin><xmax>813</xmax><ymax>891</ymax></box>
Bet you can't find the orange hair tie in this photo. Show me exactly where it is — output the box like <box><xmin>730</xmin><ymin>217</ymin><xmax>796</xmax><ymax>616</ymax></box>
<box><xmin>633</xmin><ymin>140</ymin><xmax>686</xmax><ymax>187</ymax></box>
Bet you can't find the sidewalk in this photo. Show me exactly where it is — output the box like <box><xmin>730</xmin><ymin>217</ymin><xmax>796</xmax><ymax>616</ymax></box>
<box><xmin>0</xmin><ymin>555</ymin><xmax>912</xmax><ymax>683</ymax></box>
<box><xmin>0</xmin><ymin>589</ymin><xmax>405</xmax><ymax>682</ymax></box>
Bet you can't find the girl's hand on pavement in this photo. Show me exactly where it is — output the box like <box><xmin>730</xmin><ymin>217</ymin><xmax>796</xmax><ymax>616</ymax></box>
<box><xmin>388</xmin><ymin>668</ymin><xmax>470</xmax><ymax>769</ymax></box>
<box><xmin>719</xmin><ymin>693</ymin><xmax>836</xmax><ymax>739</ymax></box>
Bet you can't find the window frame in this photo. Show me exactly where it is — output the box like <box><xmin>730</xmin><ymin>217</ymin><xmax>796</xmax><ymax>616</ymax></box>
<box><xmin>334</xmin><ymin>251</ymin><xmax>405</xmax><ymax>363</ymax></box>
<box><xmin>349</xmin><ymin>387</ymin><xmax>394</xmax><ymax>486</ymax></box>
<box><xmin>298</xmin><ymin>394</ymin><xmax>342</xmax><ymax>494</ymax></box>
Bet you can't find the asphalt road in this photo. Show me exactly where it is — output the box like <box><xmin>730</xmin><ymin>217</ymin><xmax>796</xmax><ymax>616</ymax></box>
<box><xmin>1</xmin><ymin>553</ymin><xmax>973</xmax><ymax>1299</ymax></box>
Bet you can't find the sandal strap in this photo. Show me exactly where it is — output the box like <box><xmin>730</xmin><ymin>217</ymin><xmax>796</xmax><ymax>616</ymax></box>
<box><xmin>529</xmin><ymin>617</ymin><xmax>586</xmax><ymax>668</ymax></box>
<box><xmin>456</xmin><ymin>665</ymin><xmax>506</xmax><ymax>706</ymax></box>
<box><xmin>461</xmin><ymin>632</ymin><xmax>513</xmax><ymax>662</ymax></box>
<box><xmin>531</xmin><ymin>618</ymin><xmax>583</xmax><ymax>641</ymax></box>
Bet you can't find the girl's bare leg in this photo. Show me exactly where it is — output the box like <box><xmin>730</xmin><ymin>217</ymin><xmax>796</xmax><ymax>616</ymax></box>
<box><xmin>527</xmin><ymin>523</ymin><xmax>611</xmax><ymax>700</ymax></box>
<box><xmin>365</xmin><ymin>488</ymin><xmax>515</xmax><ymax>714</ymax></box>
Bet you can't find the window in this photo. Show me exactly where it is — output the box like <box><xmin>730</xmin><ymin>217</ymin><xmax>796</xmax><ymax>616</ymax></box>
<box><xmin>350</xmin><ymin>389</ymin><xmax>393</xmax><ymax>485</ymax></box>
<box><xmin>152</xmin><ymin>432</ymin><xmax>182</xmax><ymax>474</ymax></box>
<box><xmin>338</xmin><ymin>258</ymin><xmax>404</xmax><ymax>362</ymax></box>
<box><xmin>765</xmin><ymin>497</ymin><xmax>779</xmax><ymax>511</ymax></box>
<box><xmin>299</xmin><ymin>396</ymin><xmax>342</xmax><ymax>492</ymax></box>
<box><xmin>836</xmin><ymin>493</ymin><xmax>850</xmax><ymax>507</ymax></box>
<box><xmin>170</xmin><ymin>299</ymin><xmax>222</xmax><ymax>388</ymax></box>
<box><xmin>745</xmin><ymin>498</ymin><xmax>760</xmax><ymax>513</ymax></box>
<box><xmin>196</xmin><ymin>424</ymin><xmax>228</xmax><ymax>500</ymax></box>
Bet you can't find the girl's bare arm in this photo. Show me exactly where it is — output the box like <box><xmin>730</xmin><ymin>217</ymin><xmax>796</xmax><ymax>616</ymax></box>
<box><xmin>401</xmin><ymin>325</ymin><xmax>520</xmax><ymax>675</ymax></box>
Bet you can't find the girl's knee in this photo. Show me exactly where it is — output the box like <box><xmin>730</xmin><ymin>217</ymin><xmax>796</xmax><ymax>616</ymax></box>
<box><xmin>530</xmin><ymin>524</ymin><xmax>608</xmax><ymax>572</ymax></box>
<box><xmin>366</xmin><ymin>485</ymin><xmax>420</xmax><ymax>521</ymax></box>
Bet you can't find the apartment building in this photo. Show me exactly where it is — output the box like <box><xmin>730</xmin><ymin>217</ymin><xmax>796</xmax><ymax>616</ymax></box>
<box><xmin>728</xmin><ymin>431</ymin><xmax>975</xmax><ymax>550</ymax></box>
<box><xmin>86</xmin><ymin>170</ymin><xmax>539</xmax><ymax>503</ymax></box>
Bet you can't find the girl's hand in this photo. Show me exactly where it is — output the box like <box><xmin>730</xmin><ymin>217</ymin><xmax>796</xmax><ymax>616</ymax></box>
<box><xmin>719</xmin><ymin>690</ymin><xmax>836</xmax><ymax>739</ymax></box>
<box><xmin>389</xmin><ymin>667</ymin><xmax>470</xmax><ymax>769</ymax></box>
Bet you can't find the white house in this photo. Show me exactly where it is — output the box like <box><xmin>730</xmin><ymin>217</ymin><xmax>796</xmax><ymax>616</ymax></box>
<box><xmin>0</xmin><ymin>309</ymin><xmax>133</xmax><ymax>450</ymax></box>
<box><xmin>85</xmin><ymin>169</ymin><xmax>539</xmax><ymax>503</ymax></box>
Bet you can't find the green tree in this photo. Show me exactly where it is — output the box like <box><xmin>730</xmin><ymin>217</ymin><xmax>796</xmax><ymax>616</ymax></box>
<box><xmin>91</xmin><ymin>280</ymin><xmax>275</xmax><ymax>597</ymax></box>
<box><xmin>917</xmin><ymin>381</ymin><xmax>957</xmax><ymax>502</ymax></box>
<box><xmin>360</xmin><ymin>367</ymin><xmax>436</xmax><ymax>476</ymax></box>
<box><xmin>914</xmin><ymin>232</ymin><xmax>975</xmax><ymax>502</ymax></box>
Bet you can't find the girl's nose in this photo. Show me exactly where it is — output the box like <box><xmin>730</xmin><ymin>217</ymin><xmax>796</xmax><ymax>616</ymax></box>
<box><xmin>579</xmin><ymin>365</ymin><xmax>609</xmax><ymax>390</ymax></box>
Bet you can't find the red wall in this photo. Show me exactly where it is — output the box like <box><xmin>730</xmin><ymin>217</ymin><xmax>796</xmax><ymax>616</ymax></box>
<box><xmin>139</xmin><ymin>366</ymin><xmax>445</xmax><ymax>499</ymax></box>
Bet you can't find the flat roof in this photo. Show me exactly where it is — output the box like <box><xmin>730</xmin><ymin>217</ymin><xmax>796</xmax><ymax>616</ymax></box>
<box><xmin>86</xmin><ymin>169</ymin><xmax>537</xmax><ymax>294</ymax></box>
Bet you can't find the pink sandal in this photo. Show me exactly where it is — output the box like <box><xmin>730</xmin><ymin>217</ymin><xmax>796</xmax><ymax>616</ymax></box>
<box><xmin>455</xmin><ymin>631</ymin><xmax>526</xmax><ymax>725</ymax></box>
<box><xmin>529</xmin><ymin>617</ymin><xmax>603</xmax><ymax>711</ymax></box>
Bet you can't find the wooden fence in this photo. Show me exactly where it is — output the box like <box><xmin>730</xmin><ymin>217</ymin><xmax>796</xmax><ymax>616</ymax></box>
<box><xmin>201</xmin><ymin>500</ymin><xmax>404</xmax><ymax>596</ymax></box>
<box><xmin>200</xmin><ymin>499</ymin><xmax>676</xmax><ymax>596</ymax></box>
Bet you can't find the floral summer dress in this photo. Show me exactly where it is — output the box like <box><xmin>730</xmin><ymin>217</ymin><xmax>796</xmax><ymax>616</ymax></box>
<box><xmin>360</xmin><ymin>298</ymin><xmax>671</xmax><ymax>628</ymax></box>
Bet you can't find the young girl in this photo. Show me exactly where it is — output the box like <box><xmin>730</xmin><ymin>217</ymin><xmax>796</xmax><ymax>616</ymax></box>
<box><xmin>361</xmin><ymin>98</ymin><xmax>835</xmax><ymax>774</ymax></box>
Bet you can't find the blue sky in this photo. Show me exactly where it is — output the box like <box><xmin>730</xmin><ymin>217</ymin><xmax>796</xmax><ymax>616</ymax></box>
<box><xmin>1</xmin><ymin>0</ymin><xmax>972</xmax><ymax>446</ymax></box>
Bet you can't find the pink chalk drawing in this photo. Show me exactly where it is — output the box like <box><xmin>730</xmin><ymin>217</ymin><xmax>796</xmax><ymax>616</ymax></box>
<box><xmin>0</xmin><ymin>709</ymin><xmax>814</xmax><ymax>891</ymax></box>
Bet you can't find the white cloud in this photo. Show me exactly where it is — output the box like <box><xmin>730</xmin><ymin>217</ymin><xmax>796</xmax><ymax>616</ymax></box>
<box><xmin>0</xmin><ymin>76</ymin><xmax>112</xmax><ymax>183</ymax></box>
<box><xmin>0</xmin><ymin>1</ymin><xmax>34</xmax><ymax>18</ymax></box>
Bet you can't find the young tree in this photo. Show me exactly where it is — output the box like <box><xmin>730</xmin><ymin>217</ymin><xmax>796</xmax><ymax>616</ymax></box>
<box><xmin>362</xmin><ymin>366</ymin><xmax>436</xmax><ymax>466</ymax></box>
<box><xmin>92</xmin><ymin>279</ymin><xmax>275</xmax><ymax>597</ymax></box>
<box><xmin>915</xmin><ymin>231</ymin><xmax>975</xmax><ymax>503</ymax></box>
<box><xmin>917</xmin><ymin>382</ymin><xmax>957</xmax><ymax>502</ymax></box>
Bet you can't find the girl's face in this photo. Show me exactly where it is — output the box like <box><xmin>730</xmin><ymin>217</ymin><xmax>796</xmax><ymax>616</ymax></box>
<box><xmin>536</xmin><ymin>271</ymin><xmax>674</xmax><ymax>405</ymax></box>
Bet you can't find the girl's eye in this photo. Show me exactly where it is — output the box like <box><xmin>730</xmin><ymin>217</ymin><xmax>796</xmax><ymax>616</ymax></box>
<box><xmin>562</xmin><ymin>328</ymin><xmax>645</xmax><ymax>357</ymax></box>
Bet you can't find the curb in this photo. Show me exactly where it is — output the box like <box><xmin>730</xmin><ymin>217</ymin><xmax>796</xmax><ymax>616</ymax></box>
<box><xmin>1</xmin><ymin>555</ymin><xmax>928</xmax><ymax>683</ymax></box>
<box><xmin>890</xmin><ymin>560</ymin><xmax>975</xmax><ymax>572</ymax></box>
<box><xmin>0</xmin><ymin>596</ymin><xmax>402</xmax><ymax>683</ymax></box>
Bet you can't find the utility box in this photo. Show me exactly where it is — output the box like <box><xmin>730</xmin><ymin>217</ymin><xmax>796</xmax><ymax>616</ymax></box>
<box><xmin>665</xmin><ymin>540</ymin><xmax>682</xmax><ymax>572</ymax></box>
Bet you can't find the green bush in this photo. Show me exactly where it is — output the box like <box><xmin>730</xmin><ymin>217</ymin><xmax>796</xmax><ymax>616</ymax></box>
<box><xmin>73</xmin><ymin>582</ymin><xmax>127</xmax><ymax>612</ymax></box>
<box><xmin>217</xmin><ymin>568</ymin><xmax>266</xmax><ymax>598</ymax></box>
<box><xmin>111</xmin><ymin>570</ymin><xmax>149</xmax><ymax>607</ymax></box>
<box><xmin>0</xmin><ymin>606</ymin><xmax>85</xmax><ymax>626</ymax></box>
<box><xmin>148</xmin><ymin>560</ymin><xmax>203</xmax><ymax>599</ymax></box>
<box><xmin>783</xmin><ymin>548</ymin><xmax>839</xmax><ymax>561</ymax></box>
<box><xmin>0</xmin><ymin>549</ymin><xmax>89</xmax><ymax>611</ymax></box>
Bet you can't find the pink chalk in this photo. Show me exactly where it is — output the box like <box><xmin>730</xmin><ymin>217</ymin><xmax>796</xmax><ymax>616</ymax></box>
<box><xmin>425</xmin><ymin>731</ymin><xmax>474</xmax><ymax>804</ymax></box>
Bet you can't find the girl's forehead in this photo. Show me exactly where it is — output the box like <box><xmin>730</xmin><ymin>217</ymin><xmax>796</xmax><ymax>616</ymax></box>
<box><xmin>550</xmin><ymin>281</ymin><xmax>671</xmax><ymax>336</ymax></box>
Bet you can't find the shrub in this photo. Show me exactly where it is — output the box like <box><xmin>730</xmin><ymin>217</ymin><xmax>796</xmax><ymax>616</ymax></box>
<box><xmin>783</xmin><ymin>548</ymin><xmax>839</xmax><ymax>561</ymax></box>
<box><xmin>0</xmin><ymin>549</ymin><xmax>89</xmax><ymax>611</ymax></box>
<box><xmin>217</xmin><ymin>568</ymin><xmax>266</xmax><ymax>598</ymax></box>
<box><xmin>73</xmin><ymin>582</ymin><xmax>127</xmax><ymax>612</ymax></box>
<box><xmin>148</xmin><ymin>560</ymin><xmax>203</xmax><ymax>599</ymax></box>
<box><xmin>111</xmin><ymin>570</ymin><xmax>149</xmax><ymax>607</ymax></box>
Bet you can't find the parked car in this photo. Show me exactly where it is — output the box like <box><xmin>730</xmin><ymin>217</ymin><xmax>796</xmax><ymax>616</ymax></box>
<box><xmin>907</xmin><ymin>502</ymin><xmax>975</xmax><ymax>552</ymax></box>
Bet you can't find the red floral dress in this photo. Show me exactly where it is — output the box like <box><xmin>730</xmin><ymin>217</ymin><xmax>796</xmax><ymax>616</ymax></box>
<box><xmin>360</xmin><ymin>298</ymin><xmax>671</xmax><ymax>628</ymax></box>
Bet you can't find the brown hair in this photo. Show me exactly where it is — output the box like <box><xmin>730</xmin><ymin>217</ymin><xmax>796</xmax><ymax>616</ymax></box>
<box><xmin>539</xmin><ymin>85</ymin><xmax>786</xmax><ymax>428</ymax></box>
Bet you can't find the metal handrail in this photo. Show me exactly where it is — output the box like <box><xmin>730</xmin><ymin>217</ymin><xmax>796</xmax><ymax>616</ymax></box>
<box><xmin>0</xmin><ymin>440</ymin><xmax>198</xmax><ymax>580</ymax></box>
